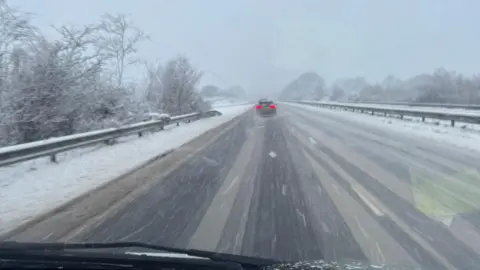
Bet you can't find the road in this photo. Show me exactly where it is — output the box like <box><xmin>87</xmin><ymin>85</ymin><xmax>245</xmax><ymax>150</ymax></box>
<box><xmin>8</xmin><ymin>103</ymin><xmax>480</xmax><ymax>269</ymax></box>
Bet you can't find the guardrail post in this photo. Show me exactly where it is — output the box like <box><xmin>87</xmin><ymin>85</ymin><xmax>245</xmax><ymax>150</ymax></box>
<box><xmin>371</xmin><ymin>111</ymin><xmax>374</xmax><ymax>115</ymax></box>
<box><xmin>384</xmin><ymin>112</ymin><xmax>387</xmax><ymax>116</ymax></box>
<box><xmin>422</xmin><ymin>117</ymin><xmax>425</xmax><ymax>122</ymax></box>
<box><xmin>105</xmin><ymin>138</ymin><xmax>116</xmax><ymax>145</ymax></box>
<box><xmin>400</xmin><ymin>115</ymin><xmax>404</xmax><ymax>119</ymax></box>
<box><xmin>50</xmin><ymin>154</ymin><xmax>57</xmax><ymax>163</ymax></box>
<box><xmin>451</xmin><ymin>120</ymin><xmax>455</xmax><ymax>127</ymax></box>
<box><xmin>138</xmin><ymin>131</ymin><xmax>143</xmax><ymax>137</ymax></box>
<box><xmin>177</xmin><ymin>122</ymin><xmax>180</xmax><ymax>126</ymax></box>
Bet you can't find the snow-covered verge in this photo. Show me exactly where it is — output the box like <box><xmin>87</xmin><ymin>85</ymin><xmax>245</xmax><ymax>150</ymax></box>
<box><xmin>287</xmin><ymin>102</ymin><xmax>480</xmax><ymax>153</ymax></box>
<box><xmin>0</xmin><ymin>104</ymin><xmax>252</xmax><ymax>235</ymax></box>
<box><xmin>298</xmin><ymin>100</ymin><xmax>480</xmax><ymax>133</ymax></box>
<box><xmin>300</xmin><ymin>100</ymin><xmax>480</xmax><ymax>117</ymax></box>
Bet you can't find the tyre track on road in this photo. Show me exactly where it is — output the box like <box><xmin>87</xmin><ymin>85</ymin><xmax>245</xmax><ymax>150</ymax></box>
<box><xmin>240</xmin><ymin>116</ymin><xmax>323</xmax><ymax>261</ymax></box>
<box><xmin>73</xmin><ymin>117</ymin><xmax>248</xmax><ymax>247</ymax></box>
<box><xmin>284</xmin><ymin>105</ymin><xmax>479</xmax><ymax>269</ymax></box>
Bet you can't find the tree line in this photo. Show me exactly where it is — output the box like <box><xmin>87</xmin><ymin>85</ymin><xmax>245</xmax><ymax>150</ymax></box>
<box><xmin>280</xmin><ymin>68</ymin><xmax>480</xmax><ymax>104</ymax></box>
<box><xmin>0</xmin><ymin>0</ymin><xmax>210</xmax><ymax>147</ymax></box>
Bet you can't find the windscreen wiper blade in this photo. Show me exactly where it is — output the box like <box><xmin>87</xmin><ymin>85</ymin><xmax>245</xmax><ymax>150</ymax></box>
<box><xmin>0</xmin><ymin>241</ymin><xmax>281</xmax><ymax>268</ymax></box>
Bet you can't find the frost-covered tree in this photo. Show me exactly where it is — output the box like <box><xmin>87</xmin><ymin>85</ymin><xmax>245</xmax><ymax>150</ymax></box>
<box><xmin>331</xmin><ymin>69</ymin><xmax>480</xmax><ymax>104</ymax></box>
<box><xmin>0</xmin><ymin>0</ymin><xmax>38</xmax><ymax>144</ymax></box>
<box><xmin>162</xmin><ymin>56</ymin><xmax>210</xmax><ymax>114</ymax></box>
<box><xmin>200</xmin><ymin>85</ymin><xmax>220</xmax><ymax>97</ymax></box>
<box><xmin>330</xmin><ymin>86</ymin><xmax>345</xmax><ymax>101</ymax></box>
<box><xmin>9</xmin><ymin>24</ymin><xmax>105</xmax><ymax>142</ymax></box>
<box><xmin>143</xmin><ymin>60</ymin><xmax>164</xmax><ymax>112</ymax></box>
<box><xmin>0</xmin><ymin>0</ymin><xmax>37</xmax><ymax>87</ymax></box>
<box><xmin>280</xmin><ymin>72</ymin><xmax>325</xmax><ymax>101</ymax></box>
<box><xmin>0</xmin><ymin>1</ymin><xmax>211</xmax><ymax>147</ymax></box>
<box><xmin>226</xmin><ymin>85</ymin><xmax>247</xmax><ymax>99</ymax></box>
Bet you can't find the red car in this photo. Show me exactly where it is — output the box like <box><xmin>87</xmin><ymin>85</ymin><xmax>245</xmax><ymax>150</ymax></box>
<box><xmin>255</xmin><ymin>99</ymin><xmax>277</xmax><ymax>117</ymax></box>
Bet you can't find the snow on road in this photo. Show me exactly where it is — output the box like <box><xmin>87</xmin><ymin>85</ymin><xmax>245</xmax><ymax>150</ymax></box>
<box><xmin>0</xmin><ymin>104</ymin><xmax>251</xmax><ymax>235</ymax></box>
<box><xmin>288</xmin><ymin>102</ymin><xmax>480</xmax><ymax>153</ymax></box>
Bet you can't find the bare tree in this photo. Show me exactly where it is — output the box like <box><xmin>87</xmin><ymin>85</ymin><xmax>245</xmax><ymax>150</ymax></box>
<box><xmin>280</xmin><ymin>72</ymin><xmax>325</xmax><ymax>101</ymax></box>
<box><xmin>200</xmin><ymin>85</ymin><xmax>220</xmax><ymax>97</ymax></box>
<box><xmin>4</xmin><ymin>21</ymin><xmax>110</xmax><ymax>143</ymax></box>
<box><xmin>0</xmin><ymin>1</ymin><xmax>210</xmax><ymax>147</ymax></box>
<box><xmin>161</xmin><ymin>56</ymin><xmax>207</xmax><ymax>115</ymax></box>
<box><xmin>0</xmin><ymin>0</ymin><xmax>37</xmax><ymax>97</ymax></box>
<box><xmin>0</xmin><ymin>0</ymin><xmax>37</xmax><ymax>58</ymax></box>
<box><xmin>330</xmin><ymin>86</ymin><xmax>346</xmax><ymax>101</ymax></box>
<box><xmin>337</xmin><ymin>68</ymin><xmax>480</xmax><ymax>104</ymax></box>
<box><xmin>143</xmin><ymin>60</ymin><xmax>164</xmax><ymax>112</ymax></box>
<box><xmin>97</xmin><ymin>13</ymin><xmax>149</xmax><ymax>87</ymax></box>
<box><xmin>0</xmin><ymin>0</ymin><xmax>38</xmax><ymax>145</ymax></box>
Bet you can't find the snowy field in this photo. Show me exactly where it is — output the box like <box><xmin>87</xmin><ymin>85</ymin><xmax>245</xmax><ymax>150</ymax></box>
<box><xmin>0</xmin><ymin>104</ymin><xmax>252</xmax><ymax>235</ymax></box>
<box><xmin>288</xmin><ymin>102</ymin><xmax>480</xmax><ymax>153</ymax></box>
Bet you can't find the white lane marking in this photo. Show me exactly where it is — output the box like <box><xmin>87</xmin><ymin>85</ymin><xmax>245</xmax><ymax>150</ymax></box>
<box><xmin>317</xmin><ymin>186</ymin><xmax>322</xmax><ymax>194</ymax></box>
<box><xmin>201</xmin><ymin>156</ymin><xmax>219</xmax><ymax>166</ymax></box>
<box><xmin>352</xmin><ymin>186</ymin><xmax>384</xmax><ymax>216</ymax></box>
<box><xmin>309</xmin><ymin>137</ymin><xmax>317</xmax><ymax>145</ymax></box>
<box><xmin>222</xmin><ymin>176</ymin><xmax>238</xmax><ymax>195</ymax></box>
<box><xmin>282</xmin><ymin>184</ymin><xmax>287</xmax><ymax>196</ymax></box>
<box><xmin>331</xmin><ymin>183</ymin><xmax>340</xmax><ymax>195</ymax></box>
<box><xmin>268</xmin><ymin>151</ymin><xmax>277</xmax><ymax>158</ymax></box>
<box><xmin>235</xmin><ymin>233</ymin><xmax>241</xmax><ymax>251</ymax></box>
<box><xmin>271</xmin><ymin>234</ymin><xmax>277</xmax><ymax>250</ymax></box>
<box><xmin>354</xmin><ymin>215</ymin><xmax>369</xmax><ymax>239</ymax></box>
<box><xmin>296</xmin><ymin>209</ymin><xmax>307</xmax><ymax>227</ymax></box>
<box><xmin>376</xmin><ymin>242</ymin><xmax>386</xmax><ymax>263</ymax></box>
<box><xmin>321</xmin><ymin>221</ymin><xmax>330</xmax><ymax>234</ymax></box>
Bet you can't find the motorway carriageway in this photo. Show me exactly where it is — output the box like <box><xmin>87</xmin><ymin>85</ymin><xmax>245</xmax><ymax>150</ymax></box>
<box><xmin>7</xmin><ymin>103</ymin><xmax>480</xmax><ymax>270</ymax></box>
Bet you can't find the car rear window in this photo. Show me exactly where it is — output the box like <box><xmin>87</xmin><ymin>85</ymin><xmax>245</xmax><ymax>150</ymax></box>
<box><xmin>259</xmin><ymin>100</ymin><xmax>273</xmax><ymax>106</ymax></box>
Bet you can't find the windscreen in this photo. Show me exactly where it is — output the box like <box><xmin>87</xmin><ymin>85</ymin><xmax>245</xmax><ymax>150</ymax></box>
<box><xmin>2</xmin><ymin>1</ymin><xmax>480</xmax><ymax>270</ymax></box>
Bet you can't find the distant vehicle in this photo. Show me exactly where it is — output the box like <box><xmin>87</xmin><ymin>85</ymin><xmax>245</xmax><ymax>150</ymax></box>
<box><xmin>255</xmin><ymin>98</ymin><xmax>277</xmax><ymax>117</ymax></box>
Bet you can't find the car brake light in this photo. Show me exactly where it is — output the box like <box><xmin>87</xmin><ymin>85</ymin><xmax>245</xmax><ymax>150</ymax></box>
<box><xmin>256</xmin><ymin>105</ymin><xmax>262</xmax><ymax>109</ymax></box>
<box><xmin>269</xmin><ymin>104</ymin><xmax>276</xmax><ymax>109</ymax></box>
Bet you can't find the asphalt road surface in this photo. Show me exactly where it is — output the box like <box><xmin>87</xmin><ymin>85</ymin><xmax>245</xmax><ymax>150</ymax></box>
<box><xmin>11</xmin><ymin>103</ymin><xmax>480</xmax><ymax>269</ymax></box>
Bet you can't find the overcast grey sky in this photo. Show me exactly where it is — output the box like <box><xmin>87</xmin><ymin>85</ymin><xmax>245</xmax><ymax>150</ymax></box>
<box><xmin>10</xmin><ymin>0</ymin><xmax>480</xmax><ymax>95</ymax></box>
